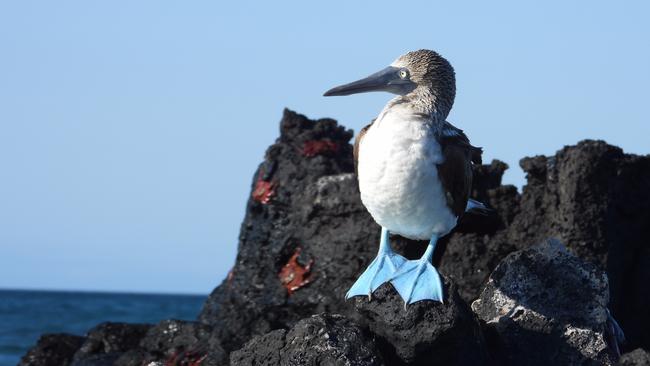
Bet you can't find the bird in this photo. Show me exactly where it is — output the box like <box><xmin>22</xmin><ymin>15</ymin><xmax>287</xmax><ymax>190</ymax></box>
<box><xmin>323</xmin><ymin>49</ymin><xmax>486</xmax><ymax>305</ymax></box>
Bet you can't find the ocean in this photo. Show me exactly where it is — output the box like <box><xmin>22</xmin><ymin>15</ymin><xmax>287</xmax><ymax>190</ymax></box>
<box><xmin>0</xmin><ymin>289</ymin><xmax>206</xmax><ymax>366</ymax></box>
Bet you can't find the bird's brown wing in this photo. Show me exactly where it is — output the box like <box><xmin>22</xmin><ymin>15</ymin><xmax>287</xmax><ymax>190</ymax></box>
<box><xmin>353</xmin><ymin>120</ymin><xmax>374</xmax><ymax>176</ymax></box>
<box><xmin>437</xmin><ymin>122</ymin><xmax>482</xmax><ymax>217</ymax></box>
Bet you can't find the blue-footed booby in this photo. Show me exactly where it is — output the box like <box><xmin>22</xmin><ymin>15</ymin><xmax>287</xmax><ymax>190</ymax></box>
<box><xmin>324</xmin><ymin>49</ymin><xmax>485</xmax><ymax>305</ymax></box>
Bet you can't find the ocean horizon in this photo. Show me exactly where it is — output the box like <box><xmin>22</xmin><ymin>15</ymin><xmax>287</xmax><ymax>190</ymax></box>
<box><xmin>0</xmin><ymin>289</ymin><xmax>207</xmax><ymax>366</ymax></box>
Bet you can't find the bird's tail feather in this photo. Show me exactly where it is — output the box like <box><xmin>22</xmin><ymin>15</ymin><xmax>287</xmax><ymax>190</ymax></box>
<box><xmin>465</xmin><ymin>199</ymin><xmax>492</xmax><ymax>216</ymax></box>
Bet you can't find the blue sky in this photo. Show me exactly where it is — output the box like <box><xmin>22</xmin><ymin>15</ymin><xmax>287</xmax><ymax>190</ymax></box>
<box><xmin>1</xmin><ymin>1</ymin><xmax>648</xmax><ymax>294</ymax></box>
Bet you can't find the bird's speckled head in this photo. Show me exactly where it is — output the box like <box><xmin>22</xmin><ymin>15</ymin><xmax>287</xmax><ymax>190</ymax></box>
<box><xmin>324</xmin><ymin>49</ymin><xmax>456</xmax><ymax>120</ymax></box>
<box><xmin>391</xmin><ymin>50</ymin><xmax>456</xmax><ymax>119</ymax></box>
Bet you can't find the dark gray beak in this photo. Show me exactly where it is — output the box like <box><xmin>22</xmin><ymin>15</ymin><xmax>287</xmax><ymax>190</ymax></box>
<box><xmin>323</xmin><ymin>66</ymin><xmax>416</xmax><ymax>97</ymax></box>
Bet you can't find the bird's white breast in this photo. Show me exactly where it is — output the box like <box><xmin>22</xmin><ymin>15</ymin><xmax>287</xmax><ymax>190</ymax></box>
<box><xmin>357</xmin><ymin>106</ymin><xmax>457</xmax><ymax>240</ymax></box>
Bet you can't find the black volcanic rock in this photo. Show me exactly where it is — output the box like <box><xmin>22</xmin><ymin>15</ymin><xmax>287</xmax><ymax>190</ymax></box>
<box><xmin>197</xmin><ymin>109</ymin><xmax>503</xmax><ymax>357</ymax></box>
<box><xmin>18</xmin><ymin>110</ymin><xmax>650</xmax><ymax>365</ymax></box>
<box><xmin>19</xmin><ymin>333</ymin><xmax>85</xmax><ymax>366</ymax></box>
<box><xmin>513</xmin><ymin>142</ymin><xmax>624</xmax><ymax>264</ymax></box>
<box><xmin>353</xmin><ymin>283</ymin><xmax>488</xmax><ymax>365</ymax></box>
<box><xmin>96</xmin><ymin>320</ymin><xmax>226</xmax><ymax>366</ymax></box>
<box><xmin>70</xmin><ymin>322</ymin><xmax>151</xmax><ymax>364</ymax></box>
<box><xmin>139</xmin><ymin>319</ymin><xmax>211</xmax><ymax>354</ymax></box>
<box><xmin>71</xmin><ymin>354</ymin><xmax>121</xmax><ymax>366</ymax></box>
<box><xmin>112</xmin><ymin>349</ymin><xmax>153</xmax><ymax>366</ymax></box>
<box><xmin>130</xmin><ymin>319</ymin><xmax>225</xmax><ymax>365</ymax></box>
<box><xmin>197</xmin><ymin>112</ymin><xmax>650</xmax><ymax>359</ymax></box>
<box><xmin>435</xmin><ymin>139</ymin><xmax>650</xmax><ymax>353</ymax></box>
<box><xmin>506</xmin><ymin>141</ymin><xmax>650</xmax><ymax>352</ymax></box>
<box><xmin>198</xmin><ymin>109</ymin><xmax>376</xmax><ymax>353</ymax></box>
<box><xmin>230</xmin><ymin>330</ymin><xmax>287</xmax><ymax>366</ymax></box>
<box><xmin>472</xmin><ymin>239</ymin><xmax>615</xmax><ymax>365</ymax></box>
<box><xmin>230</xmin><ymin>313</ymin><xmax>384</xmax><ymax>366</ymax></box>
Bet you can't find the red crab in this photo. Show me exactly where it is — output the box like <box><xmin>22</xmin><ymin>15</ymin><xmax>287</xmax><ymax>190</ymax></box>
<box><xmin>302</xmin><ymin>140</ymin><xmax>339</xmax><ymax>157</ymax></box>
<box><xmin>252</xmin><ymin>171</ymin><xmax>276</xmax><ymax>204</ymax></box>
<box><xmin>279</xmin><ymin>247</ymin><xmax>314</xmax><ymax>295</ymax></box>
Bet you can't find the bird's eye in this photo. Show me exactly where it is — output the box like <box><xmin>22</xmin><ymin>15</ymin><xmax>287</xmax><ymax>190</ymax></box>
<box><xmin>399</xmin><ymin>69</ymin><xmax>409</xmax><ymax>79</ymax></box>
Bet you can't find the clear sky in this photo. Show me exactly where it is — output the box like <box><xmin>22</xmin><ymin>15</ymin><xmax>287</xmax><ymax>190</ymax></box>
<box><xmin>1</xmin><ymin>1</ymin><xmax>648</xmax><ymax>294</ymax></box>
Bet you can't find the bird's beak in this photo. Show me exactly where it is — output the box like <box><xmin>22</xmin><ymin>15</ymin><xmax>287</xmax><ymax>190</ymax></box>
<box><xmin>323</xmin><ymin>66</ymin><xmax>415</xmax><ymax>96</ymax></box>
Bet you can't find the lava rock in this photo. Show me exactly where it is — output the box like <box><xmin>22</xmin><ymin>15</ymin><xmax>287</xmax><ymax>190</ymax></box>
<box><xmin>230</xmin><ymin>329</ymin><xmax>287</xmax><ymax>366</ymax></box>
<box><xmin>139</xmin><ymin>319</ymin><xmax>211</xmax><ymax>353</ymax></box>
<box><xmin>113</xmin><ymin>348</ymin><xmax>154</xmax><ymax>366</ymax></box>
<box><xmin>17</xmin><ymin>110</ymin><xmax>650</xmax><ymax>364</ymax></box>
<box><xmin>70</xmin><ymin>322</ymin><xmax>151</xmax><ymax>364</ymax></box>
<box><xmin>620</xmin><ymin>349</ymin><xmax>650</xmax><ymax>366</ymax></box>
<box><xmin>70</xmin><ymin>353</ymin><xmax>121</xmax><ymax>366</ymax></box>
<box><xmin>230</xmin><ymin>313</ymin><xmax>384</xmax><ymax>366</ymax></box>
<box><xmin>353</xmin><ymin>282</ymin><xmax>487</xmax><ymax>365</ymax></box>
<box><xmin>134</xmin><ymin>319</ymin><xmax>225</xmax><ymax>365</ymax></box>
<box><xmin>19</xmin><ymin>333</ymin><xmax>85</xmax><ymax>366</ymax></box>
<box><xmin>439</xmin><ymin>139</ymin><xmax>650</xmax><ymax>352</ymax></box>
<box><xmin>198</xmin><ymin>109</ymin><xmax>375</xmax><ymax>354</ymax></box>
<box><xmin>513</xmin><ymin>141</ymin><xmax>624</xmax><ymax>264</ymax></box>
<box><xmin>109</xmin><ymin>319</ymin><xmax>225</xmax><ymax>366</ymax></box>
<box><xmin>198</xmin><ymin>109</ymin><xmax>503</xmax><ymax>356</ymax></box>
<box><xmin>472</xmin><ymin>239</ymin><xmax>615</xmax><ymax>365</ymax></box>
<box><xmin>501</xmin><ymin>140</ymin><xmax>650</xmax><ymax>351</ymax></box>
<box><xmin>438</xmin><ymin>230</ymin><xmax>516</xmax><ymax>303</ymax></box>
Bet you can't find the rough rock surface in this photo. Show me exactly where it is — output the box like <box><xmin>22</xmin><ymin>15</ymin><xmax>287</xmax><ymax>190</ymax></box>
<box><xmin>71</xmin><ymin>322</ymin><xmax>151</xmax><ymax>365</ymax></box>
<box><xmin>197</xmin><ymin>110</ymin><xmax>505</xmax><ymax>359</ymax></box>
<box><xmin>115</xmin><ymin>319</ymin><xmax>226</xmax><ymax>366</ymax></box>
<box><xmin>620</xmin><ymin>349</ymin><xmax>650</xmax><ymax>366</ymax></box>
<box><xmin>353</xmin><ymin>283</ymin><xmax>487</xmax><ymax>365</ymax></box>
<box><xmin>508</xmin><ymin>141</ymin><xmax>650</xmax><ymax>351</ymax></box>
<box><xmin>198</xmin><ymin>109</ymin><xmax>374</xmax><ymax>353</ymax></box>
<box><xmin>71</xmin><ymin>354</ymin><xmax>121</xmax><ymax>366</ymax></box>
<box><xmin>436</xmin><ymin>139</ymin><xmax>650</xmax><ymax>353</ymax></box>
<box><xmin>472</xmin><ymin>239</ymin><xmax>615</xmax><ymax>365</ymax></box>
<box><xmin>230</xmin><ymin>313</ymin><xmax>384</xmax><ymax>366</ymax></box>
<box><xmin>18</xmin><ymin>109</ymin><xmax>650</xmax><ymax>365</ymax></box>
<box><xmin>19</xmin><ymin>334</ymin><xmax>85</xmax><ymax>366</ymax></box>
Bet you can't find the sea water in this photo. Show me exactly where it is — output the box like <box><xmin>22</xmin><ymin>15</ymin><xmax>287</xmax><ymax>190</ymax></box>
<box><xmin>0</xmin><ymin>289</ymin><xmax>205</xmax><ymax>366</ymax></box>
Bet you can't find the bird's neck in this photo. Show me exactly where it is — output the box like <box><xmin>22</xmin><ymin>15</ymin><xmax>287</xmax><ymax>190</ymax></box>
<box><xmin>384</xmin><ymin>86</ymin><xmax>448</xmax><ymax>124</ymax></box>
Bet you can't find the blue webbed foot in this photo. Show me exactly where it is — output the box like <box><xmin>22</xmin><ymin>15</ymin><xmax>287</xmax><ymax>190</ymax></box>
<box><xmin>346</xmin><ymin>250</ymin><xmax>406</xmax><ymax>300</ymax></box>
<box><xmin>390</xmin><ymin>259</ymin><xmax>444</xmax><ymax>306</ymax></box>
<box><xmin>346</xmin><ymin>227</ymin><xmax>406</xmax><ymax>300</ymax></box>
<box><xmin>390</xmin><ymin>234</ymin><xmax>444</xmax><ymax>306</ymax></box>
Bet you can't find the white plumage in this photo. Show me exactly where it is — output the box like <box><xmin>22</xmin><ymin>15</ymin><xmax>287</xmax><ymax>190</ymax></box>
<box><xmin>357</xmin><ymin>103</ymin><xmax>457</xmax><ymax>240</ymax></box>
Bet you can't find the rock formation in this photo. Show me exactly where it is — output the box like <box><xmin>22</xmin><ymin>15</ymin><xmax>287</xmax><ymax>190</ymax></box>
<box><xmin>472</xmin><ymin>239</ymin><xmax>615</xmax><ymax>365</ymax></box>
<box><xmin>19</xmin><ymin>109</ymin><xmax>650</xmax><ymax>365</ymax></box>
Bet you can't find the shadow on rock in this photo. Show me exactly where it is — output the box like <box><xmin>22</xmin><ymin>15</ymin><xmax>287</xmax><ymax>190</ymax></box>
<box><xmin>353</xmin><ymin>282</ymin><xmax>488</xmax><ymax>366</ymax></box>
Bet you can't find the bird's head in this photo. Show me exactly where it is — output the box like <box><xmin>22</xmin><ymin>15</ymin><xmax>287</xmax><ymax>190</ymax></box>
<box><xmin>324</xmin><ymin>49</ymin><xmax>456</xmax><ymax>118</ymax></box>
